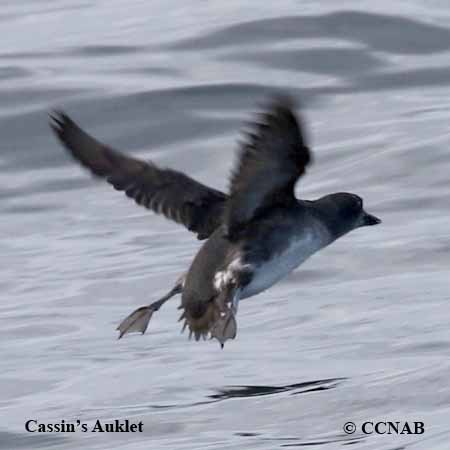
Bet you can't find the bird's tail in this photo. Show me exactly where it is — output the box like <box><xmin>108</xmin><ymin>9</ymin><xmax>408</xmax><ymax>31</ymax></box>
<box><xmin>178</xmin><ymin>299</ymin><xmax>221</xmax><ymax>341</ymax></box>
<box><xmin>179</xmin><ymin>290</ymin><xmax>237</xmax><ymax>347</ymax></box>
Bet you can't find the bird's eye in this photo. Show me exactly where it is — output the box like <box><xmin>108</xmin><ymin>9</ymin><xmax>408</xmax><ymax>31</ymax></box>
<box><xmin>353</xmin><ymin>195</ymin><xmax>362</xmax><ymax>208</ymax></box>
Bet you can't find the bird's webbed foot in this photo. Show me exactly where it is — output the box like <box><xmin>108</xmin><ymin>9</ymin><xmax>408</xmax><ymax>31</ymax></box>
<box><xmin>210</xmin><ymin>308</ymin><xmax>237</xmax><ymax>349</ymax></box>
<box><xmin>210</xmin><ymin>288</ymin><xmax>240</xmax><ymax>348</ymax></box>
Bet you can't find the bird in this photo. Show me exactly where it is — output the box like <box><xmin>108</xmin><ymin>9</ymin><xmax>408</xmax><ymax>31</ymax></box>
<box><xmin>50</xmin><ymin>95</ymin><xmax>381</xmax><ymax>348</ymax></box>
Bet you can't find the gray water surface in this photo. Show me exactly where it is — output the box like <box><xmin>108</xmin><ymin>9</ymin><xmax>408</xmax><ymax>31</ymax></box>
<box><xmin>1</xmin><ymin>1</ymin><xmax>450</xmax><ymax>449</ymax></box>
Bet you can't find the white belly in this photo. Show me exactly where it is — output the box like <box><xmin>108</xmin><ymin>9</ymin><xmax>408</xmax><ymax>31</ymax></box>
<box><xmin>240</xmin><ymin>231</ymin><xmax>325</xmax><ymax>299</ymax></box>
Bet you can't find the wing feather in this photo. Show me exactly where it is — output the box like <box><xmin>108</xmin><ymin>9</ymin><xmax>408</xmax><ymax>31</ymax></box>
<box><xmin>224</xmin><ymin>95</ymin><xmax>312</xmax><ymax>239</ymax></box>
<box><xmin>50</xmin><ymin>112</ymin><xmax>227</xmax><ymax>239</ymax></box>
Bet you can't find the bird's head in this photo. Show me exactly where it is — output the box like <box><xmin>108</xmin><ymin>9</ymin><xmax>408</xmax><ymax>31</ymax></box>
<box><xmin>315</xmin><ymin>192</ymin><xmax>381</xmax><ymax>239</ymax></box>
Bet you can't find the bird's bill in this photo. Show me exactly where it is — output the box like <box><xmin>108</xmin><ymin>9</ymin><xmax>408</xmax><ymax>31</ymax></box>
<box><xmin>361</xmin><ymin>211</ymin><xmax>382</xmax><ymax>226</ymax></box>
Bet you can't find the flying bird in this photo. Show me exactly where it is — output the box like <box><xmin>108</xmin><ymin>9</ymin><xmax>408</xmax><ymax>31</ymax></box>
<box><xmin>50</xmin><ymin>95</ymin><xmax>381</xmax><ymax>348</ymax></box>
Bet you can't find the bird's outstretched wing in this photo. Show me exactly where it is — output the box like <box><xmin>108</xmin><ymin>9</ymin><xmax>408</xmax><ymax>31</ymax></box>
<box><xmin>223</xmin><ymin>95</ymin><xmax>312</xmax><ymax>240</ymax></box>
<box><xmin>50</xmin><ymin>112</ymin><xmax>227</xmax><ymax>239</ymax></box>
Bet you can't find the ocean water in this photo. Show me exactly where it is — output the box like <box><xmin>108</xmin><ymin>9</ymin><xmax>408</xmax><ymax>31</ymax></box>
<box><xmin>1</xmin><ymin>1</ymin><xmax>450</xmax><ymax>449</ymax></box>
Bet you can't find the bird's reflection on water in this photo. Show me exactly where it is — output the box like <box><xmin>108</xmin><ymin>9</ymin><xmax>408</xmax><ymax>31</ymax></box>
<box><xmin>236</xmin><ymin>434</ymin><xmax>365</xmax><ymax>448</ymax></box>
<box><xmin>210</xmin><ymin>377</ymin><xmax>346</xmax><ymax>400</ymax></box>
<box><xmin>84</xmin><ymin>378</ymin><xmax>346</xmax><ymax>414</ymax></box>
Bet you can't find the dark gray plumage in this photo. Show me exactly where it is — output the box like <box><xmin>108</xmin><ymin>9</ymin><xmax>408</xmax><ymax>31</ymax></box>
<box><xmin>224</xmin><ymin>96</ymin><xmax>311</xmax><ymax>240</ymax></box>
<box><xmin>50</xmin><ymin>112</ymin><xmax>227</xmax><ymax>240</ymax></box>
<box><xmin>50</xmin><ymin>95</ymin><xmax>381</xmax><ymax>348</ymax></box>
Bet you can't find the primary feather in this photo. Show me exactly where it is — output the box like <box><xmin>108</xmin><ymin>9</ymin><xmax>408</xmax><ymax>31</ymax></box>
<box><xmin>224</xmin><ymin>95</ymin><xmax>311</xmax><ymax>240</ymax></box>
<box><xmin>50</xmin><ymin>112</ymin><xmax>227</xmax><ymax>239</ymax></box>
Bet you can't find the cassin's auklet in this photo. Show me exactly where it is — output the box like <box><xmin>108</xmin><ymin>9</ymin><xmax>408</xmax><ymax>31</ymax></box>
<box><xmin>50</xmin><ymin>95</ymin><xmax>381</xmax><ymax>348</ymax></box>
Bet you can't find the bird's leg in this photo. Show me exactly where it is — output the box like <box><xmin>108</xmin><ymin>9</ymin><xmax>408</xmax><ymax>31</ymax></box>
<box><xmin>231</xmin><ymin>291</ymin><xmax>240</xmax><ymax>314</ymax></box>
<box><xmin>116</xmin><ymin>274</ymin><xmax>185</xmax><ymax>339</ymax></box>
